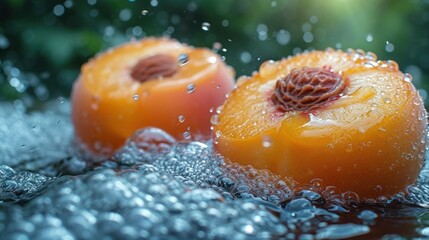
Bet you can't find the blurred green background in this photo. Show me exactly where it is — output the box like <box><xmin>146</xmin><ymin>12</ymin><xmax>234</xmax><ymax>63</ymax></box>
<box><xmin>1</xmin><ymin>0</ymin><xmax>429</xmax><ymax>106</ymax></box>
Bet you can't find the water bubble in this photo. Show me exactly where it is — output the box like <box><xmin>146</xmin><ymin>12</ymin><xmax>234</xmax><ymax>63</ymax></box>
<box><xmin>186</xmin><ymin>83</ymin><xmax>195</xmax><ymax>94</ymax></box>
<box><xmin>150</xmin><ymin>0</ymin><xmax>158</xmax><ymax>7</ymax></box>
<box><xmin>178</xmin><ymin>53</ymin><xmax>189</xmax><ymax>66</ymax></box>
<box><xmin>119</xmin><ymin>9</ymin><xmax>132</xmax><ymax>22</ymax></box>
<box><xmin>53</xmin><ymin>4</ymin><xmax>65</xmax><ymax>16</ymax></box>
<box><xmin>271</xmin><ymin>1</ymin><xmax>277</xmax><ymax>7</ymax></box>
<box><xmin>64</xmin><ymin>0</ymin><xmax>73</xmax><ymax>8</ymax></box>
<box><xmin>125</xmin><ymin>127</ymin><xmax>176</xmax><ymax>153</ymax></box>
<box><xmin>302</xmin><ymin>23</ymin><xmax>312</xmax><ymax>32</ymax></box>
<box><xmin>104</xmin><ymin>26</ymin><xmax>115</xmax><ymax>37</ymax></box>
<box><xmin>141</xmin><ymin>10</ymin><xmax>149</xmax><ymax>15</ymax></box>
<box><xmin>221</xmin><ymin>19</ymin><xmax>229</xmax><ymax>27</ymax></box>
<box><xmin>132</xmin><ymin>94</ymin><xmax>139</xmax><ymax>101</ymax></box>
<box><xmin>276</xmin><ymin>29</ymin><xmax>291</xmax><ymax>46</ymax></box>
<box><xmin>366</xmin><ymin>34</ymin><xmax>373</xmax><ymax>42</ymax></box>
<box><xmin>303</xmin><ymin>32</ymin><xmax>314</xmax><ymax>43</ymax></box>
<box><xmin>0</xmin><ymin>35</ymin><xmax>10</xmax><ymax>49</ymax></box>
<box><xmin>178</xmin><ymin>115</ymin><xmax>185</xmax><ymax>123</ymax></box>
<box><xmin>240</xmin><ymin>52</ymin><xmax>252</xmax><ymax>64</ymax></box>
<box><xmin>357</xmin><ymin>210</ymin><xmax>377</xmax><ymax>221</ymax></box>
<box><xmin>257</xmin><ymin>24</ymin><xmax>268</xmax><ymax>41</ymax></box>
<box><xmin>201</xmin><ymin>22</ymin><xmax>211</xmax><ymax>31</ymax></box>
<box><xmin>310</xmin><ymin>16</ymin><xmax>318</xmax><ymax>24</ymax></box>
<box><xmin>385</xmin><ymin>41</ymin><xmax>395</xmax><ymax>52</ymax></box>
<box><xmin>316</xmin><ymin>224</ymin><xmax>370</xmax><ymax>239</ymax></box>
<box><xmin>131</xmin><ymin>26</ymin><xmax>143</xmax><ymax>37</ymax></box>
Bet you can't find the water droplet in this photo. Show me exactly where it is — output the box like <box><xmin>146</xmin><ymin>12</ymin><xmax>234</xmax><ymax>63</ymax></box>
<box><xmin>385</xmin><ymin>41</ymin><xmax>395</xmax><ymax>52</ymax></box>
<box><xmin>365</xmin><ymin>52</ymin><xmax>377</xmax><ymax>61</ymax></box>
<box><xmin>262</xmin><ymin>136</ymin><xmax>272</xmax><ymax>148</ymax></box>
<box><xmin>57</xmin><ymin>96</ymin><xmax>65</xmax><ymax>104</ymax></box>
<box><xmin>303</xmin><ymin>32</ymin><xmax>314</xmax><ymax>43</ymax></box>
<box><xmin>53</xmin><ymin>4</ymin><xmax>65</xmax><ymax>16</ymax></box>
<box><xmin>201</xmin><ymin>22</ymin><xmax>211</xmax><ymax>31</ymax></box>
<box><xmin>119</xmin><ymin>9</ymin><xmax>132</xmax><ymax>22</ymax></box>
<box><xmin>260</xmin><ymin>60</ymin><xmax>277</xmax><ymax>77</ymax></box>
<box><xmin>383</xmin><ymin>98</ymin><xmax>391</xmax><ymax>104</ymax></box>
<box><xmin>240</xmin><ymin>51</ymin><xmax>252</xmax><ymax>64</ymax></box>
<box><xmin>150</xmin><ymin>0</ymin><xmax>158</xmax><ymax>7</ymax></box>
<box><xmin>141</xmin><ymin>10</ymin><xmax>148</xmax><ymax>15</ymax></box>
<box><xmin>221</xmin><ymin>19</ymin><xmax>229</xmax><ymax>27</ymax></box>
<box><xmin>183</xmin><ymin>131</ymin><xmax>191</xmax><ymax>140</ymax></box>
<box><xmin>212</xmin><ymin>42</ymin><xmax>222</xmax><ymax>52</ymax></box>
<box><xmin>210</xmin><ymin>114</ymin><xmax>219</xmax><ymax>125</ymax></box>
<box><xmin>403</xmin><ymin>73</ymin><xmax>412</xmax><ymax>82</ymax></box>
<box><xmin>256</xmin><ymin>24</ymin><xmax>268</xmax><ymax>41</ymax></box>
<box><xmin>178</xmin><ymin>115</ymin><xmax>185</xmax><ymax>123</ymax></box>
<box><xmin>133</xmin><ymin>94</ymin><xmax>139</xmax><ymax>101</ymax></box>
<box><xmin>91</xmin><ymin>103</ymin><xmax>98</xmax><ymax>110</ymax></box>
<box><xmin>0</xmin><ymin>35</ymin><xmax>10</xmax><ymax>49</ymax></box>
<box><xmin>364</xmin><ymin>61</ymin><xmax>378</xmax><ymax>68</ymax></box>
<box><xmin>178</xmin><ymin>53</ymin><xmax>189</xmax><ymax>66</ymax></box>
<box><xmin>365</xmin><ymin>34</ymin><xmax>373</xmax><ymax>42</ymax></box>
<box><xmin>374</xmin><ymin>185</ymin><xmax>382</xmax><ymax>192</ymax></box>
<box><xmin>276</xmin><ymin>29</ymin><xmax>291</xmax><ymax>46</ymax></box>
<box><xmin>186</xmin><ymin>83</ymin><xmax>195</xmax><ymax>94</ymax></box>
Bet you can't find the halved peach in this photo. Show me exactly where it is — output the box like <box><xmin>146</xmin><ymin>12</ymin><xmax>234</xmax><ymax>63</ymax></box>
<box><xmin>72</xmin><ymin>37</ymin><xmax>235</xmax><ymax>157</ymax></box>
<box><xmin>214</xmin><ymin>49</ymin><xmax>427</xmax><ymax>200</ymax></box>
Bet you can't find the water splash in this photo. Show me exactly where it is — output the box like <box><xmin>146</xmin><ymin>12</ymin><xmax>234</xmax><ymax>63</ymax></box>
<box><xmin>1</xmin><ymin>102</ymin><xmax>429</xmax><ymax>239</ymax></box>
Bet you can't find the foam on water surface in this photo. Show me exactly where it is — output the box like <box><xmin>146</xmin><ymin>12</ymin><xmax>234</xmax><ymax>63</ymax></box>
<box><xmin>1</xmin><ymin>101</ymin><xmax>429</xmax><ymax>239</ymax></box>
<box><xmin>0</xmin><ymin>101</ymin><xmax>73</xmax><ymax>172</ymax></box>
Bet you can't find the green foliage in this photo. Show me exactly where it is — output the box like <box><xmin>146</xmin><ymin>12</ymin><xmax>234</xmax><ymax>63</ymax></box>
<box><xmin>0</xmin><ymin>0</ymin><xmax>428</xmax><ymax>104</ymax></box>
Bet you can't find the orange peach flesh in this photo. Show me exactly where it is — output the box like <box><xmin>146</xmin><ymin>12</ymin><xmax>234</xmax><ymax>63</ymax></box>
<box><xmin>214</xmin><ymin>50</ymin><xmax>427</xmax><ymax>200</ymax></box>
<box><xmin>72</xmin><ymin>38</ymin><xmax>235</xmax><ymax>156</ymax></box>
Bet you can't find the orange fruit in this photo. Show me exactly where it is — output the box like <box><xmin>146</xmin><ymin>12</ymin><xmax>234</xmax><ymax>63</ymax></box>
<box><xmin>214</xmin><ymin>49</ymin><xmax>427</xmax><ymax>200</ymax></box>
<box><xmin>72</xmin><ymin>37</ymin><xmax>235</xmax><ymax>157</ymax></box>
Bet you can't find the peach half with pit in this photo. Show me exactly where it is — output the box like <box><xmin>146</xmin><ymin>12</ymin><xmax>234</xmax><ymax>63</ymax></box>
<box><xmin>213</xmin><ymin>49</ymin><xmax>427</xmax><ymax>200</ymax></box>
<box><xmin>72</xmin><ymin>37</ymin><xmax>235</xmax><ymax>157</ymax></box>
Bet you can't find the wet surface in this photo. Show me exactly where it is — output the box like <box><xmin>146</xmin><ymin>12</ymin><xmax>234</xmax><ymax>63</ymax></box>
<box><xmin>1</xmin><ymin>100</ymin><xmax>429</xmax><ymax>239</ymax></box>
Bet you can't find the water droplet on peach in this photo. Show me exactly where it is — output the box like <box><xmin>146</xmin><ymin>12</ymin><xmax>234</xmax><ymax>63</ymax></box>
<box><xmin>186</xmin><ymin>83</ymin><xmax>195</xmax><ymax>94</ymax></box>
<box><xmin>178</xmin><ymin>115</ymin><xmax>185</xmax><ymax>123</ymax></box>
